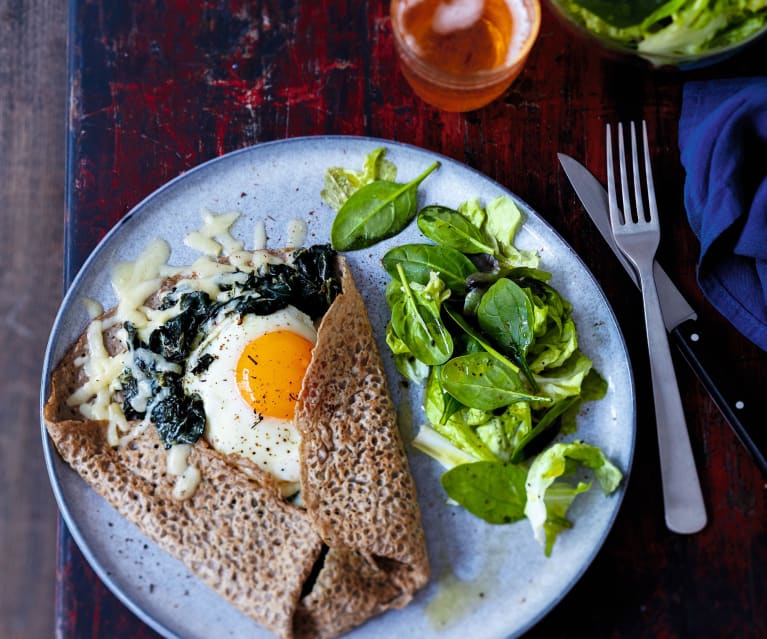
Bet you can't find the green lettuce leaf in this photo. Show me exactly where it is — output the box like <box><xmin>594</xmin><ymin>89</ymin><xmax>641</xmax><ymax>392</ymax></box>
<box><xmin>321</xmin><ymin>147</ymin><xmax>397</xmax><ymax>211</ymax></box>
<box><xmin>532</xmin><ymin>350</ymin><xmax>594</xmax><ymax>403</ymax></box>
<box><xmin>484</xmin><ymin>196</ymin><xmax>540</xmax><ymax>268</ymax></box>
<box><xmin>475</xmin><ymin>401</ymin><xmax>532</xmax><ymax>461</ymax></box>
<box><xmin>524</xmin><ymin>441</ymin><xmax>623</xmax><ymax>555</ymax></box>
<box><xmin>457</xmin><ymin>197</ymin><xmax>488</xmax><ymax>229</ymax></box>
<box><xmin>423</xmin><ymin>370</ymin><xmax>498</xmax><ymax>462</ymax></box>
<box><xmin>412</xmin><ymin>424</ymin><xmax>480</xmax><ymax>470</ymax></box>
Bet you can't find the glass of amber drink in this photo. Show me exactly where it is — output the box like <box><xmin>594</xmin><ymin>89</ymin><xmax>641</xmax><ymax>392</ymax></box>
<box><xmin>390</xmin><ymin>0</ymin><xmax>541</xmax><ymax>112</ymax></box>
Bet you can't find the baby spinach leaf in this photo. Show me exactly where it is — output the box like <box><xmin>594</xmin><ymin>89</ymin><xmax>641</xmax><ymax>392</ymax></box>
<box><xmin>467</xmin><ymin>266</ymin><xmax>552</xmax><ymax>289</ymax></box>
<box><xmin>422</xmin><ymin>370</ymin><xmax>497</xmax><ymax>462</ymax></box>
<box><xmin>462</xmin><ymin>287</ymin><xmax>484</xmax><ymax>317</ymax></box>
<box><xmin>444</xmin><ymin>304</ymin><xmax>519</xmax><ymax>372</ymax></box>
<box><xmin>477</xmin><ymin>278</ymin><xmax>536</xmax><ymax>386</ymax></box>
<box><xmin>387</xmin><ymin>265</ymin><xmax>453</xmax><ymax>366</ymax></box>
<box><xmin>331</xmin><ymin>161</ymin><xmax>439</xmax><ymax>251</ymax></box>
<box><xmin>441</xmin><ymin>353</ymin><xmax>549</xmax><ymax>412</ymax></box>
<box><xmin>385</xmin><ymin>321</ymin><xmax>430</xmax><ymax>383</ymax></box>
<box><xmin>433</xmin><ymin>364</ymin><xmax>465</xmax><ymax>424</ymax></box>
<box><xmin>382</xmin><ymin>243</ymin><xmax>476</xmax><ymax>295</ymax></box>
<box><xmin>441</xmin><ymin>461</ymin><xmax>528</xmax><ymax>525</ymax></box>
<box><xmin>417</xmin><ymin>205</ymin><xmax>498</xmax><ymax>255</ymax></box>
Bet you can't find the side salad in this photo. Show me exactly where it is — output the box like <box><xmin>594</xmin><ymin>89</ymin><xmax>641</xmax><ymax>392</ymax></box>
<box><xmin>321</xmin><ymin>149</ymin><xmax>623</xmax><ymax>556</ymax></box>
<box><xmin>551</xmin><ymin>0</ymin><xmax>767</xmax><ymax>61</ymax></box>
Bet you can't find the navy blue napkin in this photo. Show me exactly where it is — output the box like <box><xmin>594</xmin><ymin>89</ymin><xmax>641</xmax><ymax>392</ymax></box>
<box><xmin>679</xmin><ymin>77</ymin><xmax>767</xmax><ymax>352</ymax></box>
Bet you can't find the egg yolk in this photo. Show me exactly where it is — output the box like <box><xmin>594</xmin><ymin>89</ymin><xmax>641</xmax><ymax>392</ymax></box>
<box><xmin>236</xmin><ymin>330</ymin><xmax>314</xmax><ymax>420</ymax></box>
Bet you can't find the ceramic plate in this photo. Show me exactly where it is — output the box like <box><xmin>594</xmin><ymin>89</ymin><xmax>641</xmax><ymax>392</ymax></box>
<box><xmin>41</xmin><ymin>136</ymin><xmax>635</xmax><ymax>639</ymax></box>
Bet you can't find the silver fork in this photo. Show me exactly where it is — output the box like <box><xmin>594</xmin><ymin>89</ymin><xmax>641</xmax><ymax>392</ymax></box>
<box><xmin>606</xmin><ymin>121</ymin><xmax>707</xmax><ymax>534</ymax></box>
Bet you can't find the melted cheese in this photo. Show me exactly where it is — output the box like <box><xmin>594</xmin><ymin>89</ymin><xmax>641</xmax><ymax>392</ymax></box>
<box><xmin>82</xmin><ymin>297</ymin><xmax>104</xmax><ymax>319</ymax></box>
<box><xmin>183</xmin><ymin>209</ymin><xmax>242</xmax><ymax>257</ymax></box>
<box><xmin>67</xmin><ymin>320</ymin><xmax>130</xmax><ymax>417</ymax></box>
<box><xmin>167</xmin><ymin>443</ymin><xmax>193</xmax><ymax>475</ymax></box>
<box><xmin>66</xmin><ymin>209</ymin><xmax>312</xmax><ymax>501</ymax></box>
<box><xmin>172</xmin><ymin>464</ymin><xmax>202</xmax><ymax>501</ymax></box>
<box><xmin>286</xmin><ymin>218</ymin><xmax>308</xmax><ymax>247</ymax></box>
<box><xmin>252</xmin><ymin>220</ymin><xmax>267</xmax><ymax>250</ymax></box>
<box><xmin>109</xmin><ymin>239</ymin><xmax>171</xmax><ymax>331</ymax></box>
<box><xmin>166</xmin><ymin>443</ymin><xmax>202</xmax><ymax>500</ymax></box>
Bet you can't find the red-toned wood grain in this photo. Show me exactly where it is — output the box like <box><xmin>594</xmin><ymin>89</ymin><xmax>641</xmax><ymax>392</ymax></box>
<box><xmin>62</xmin><ymin>0</ymin><xmax>767</xmax><ymax>637</ymax></box>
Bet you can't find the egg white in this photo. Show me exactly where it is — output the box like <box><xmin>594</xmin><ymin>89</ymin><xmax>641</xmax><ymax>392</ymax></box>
<box><xmin>183</xmin><ymin>306</ymin><xmax>317</xmax><ymax>494</ymax></box>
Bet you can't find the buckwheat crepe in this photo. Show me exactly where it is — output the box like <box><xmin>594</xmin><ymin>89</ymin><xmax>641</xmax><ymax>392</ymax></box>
<box><xmin>44</xmin><ymin>258</ymin><xmax>429</xmax><ymax>639</ymax></box>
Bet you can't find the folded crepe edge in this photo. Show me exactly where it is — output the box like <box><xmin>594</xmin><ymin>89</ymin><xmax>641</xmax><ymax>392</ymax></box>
<box><xmin>43</xmin><ymin>255</ymin><xmax>430</xmax><ymax>639</ymax></box>
<box><xmin>294</xmin><ymin>259</ymin><xmax>430</xmax><ymax>637</ymax></box>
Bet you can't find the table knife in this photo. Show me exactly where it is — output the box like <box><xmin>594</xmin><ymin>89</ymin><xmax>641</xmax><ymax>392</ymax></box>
<box><xmin>558</xmin><ymin>152</ymin><xmax>766</xmax><ymax>476</ymax></box>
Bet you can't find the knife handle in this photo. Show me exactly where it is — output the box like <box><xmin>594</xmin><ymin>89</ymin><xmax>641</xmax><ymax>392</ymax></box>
<box><xmin>671</xmin><ymin>319</ymin><xmax>767</xmax><ymax>476</ymax></box>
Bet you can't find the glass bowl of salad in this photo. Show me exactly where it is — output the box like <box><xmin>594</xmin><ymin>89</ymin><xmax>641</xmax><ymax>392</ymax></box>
<box><xmin>544</xmin><ymin>0</ymin><xmax>767</xmax><ymax>69</ymax></box>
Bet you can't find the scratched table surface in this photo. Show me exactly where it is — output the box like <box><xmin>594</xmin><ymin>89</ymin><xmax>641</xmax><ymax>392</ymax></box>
<box><xmin>56</xmin><ymin>1</ymin><xmax>766</xmax><ymax>637</ymax></box>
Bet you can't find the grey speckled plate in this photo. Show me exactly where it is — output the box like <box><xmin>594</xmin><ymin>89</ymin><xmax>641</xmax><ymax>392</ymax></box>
<box><xmin>41</xmin><ymin>136</ymin><xmax>635</xmax><ymax>639</ymax></box>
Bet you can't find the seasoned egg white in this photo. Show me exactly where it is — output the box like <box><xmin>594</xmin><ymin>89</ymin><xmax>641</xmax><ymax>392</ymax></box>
<box><xmin>183</xmin><ymin>306</ymin><xmax>317</xmax><ymax>495</ymax></box>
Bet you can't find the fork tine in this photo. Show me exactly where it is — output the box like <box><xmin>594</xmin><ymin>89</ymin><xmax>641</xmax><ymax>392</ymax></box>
<box><xmin>606</xmin><ymin>123</ymin><xmax>623</xmax><ymax>228</ymax></box>
<box><xmin>641</xmin><ymin>120</ymin><xmax>659</xmax><ymax>224</ymax></box>
<box><xmin>618</xmin><ymin>122</ymin><xmax>633</xmax><ymax>224</ymax></box>
<box><xmin>630</xmin><ymin>122</ymin><xmax>646</xmax><ymax>223</ymax></box>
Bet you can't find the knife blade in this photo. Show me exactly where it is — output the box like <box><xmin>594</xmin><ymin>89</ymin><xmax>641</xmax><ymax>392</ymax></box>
<box><xmin>558</xmin><ymin>152</ymin><xmax>766</xmax><ymax>476</ymax></box>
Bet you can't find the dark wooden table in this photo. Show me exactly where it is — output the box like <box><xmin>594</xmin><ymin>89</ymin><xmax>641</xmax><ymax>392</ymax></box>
<box><xmin>58</xmin><ymin>1</ymin><xmax>767</xmax><ymax>637</ymax></box>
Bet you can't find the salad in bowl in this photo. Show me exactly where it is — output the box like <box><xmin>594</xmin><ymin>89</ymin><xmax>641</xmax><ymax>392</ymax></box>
<box><xmin>546</xmin><ymin>0</ymin><xmax>767</xmax><ymax>68</ymax></box>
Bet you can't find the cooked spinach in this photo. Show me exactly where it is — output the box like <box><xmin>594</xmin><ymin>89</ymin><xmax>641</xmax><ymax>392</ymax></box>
<box><xmin>151</xmin><ymin>291</ymin><xmax>211</xmax><ymax>364</ymax></box>
<box><xmin>330</xmin><ymin>161</ymin><xmax>440</xmax><ymax>251</ymax></box>
<box><xmin>190</xmin><ymin>353</ymin><xmax>215</xmax><ymax>375</ymax></box>
<box><xmin>119</xmin><ymin>367</ymin><xmax>142</xmax><ymax>420</ymax></box>
<box><xmin>151</xmin><ymin>391</ymin><xmax>206</xmax><ymax>448</ymax></box>
<box><xmin>119</xmin><ymin>244</ymin><xmax>341</xmax><ymax>448</ymax></box>
<box><xmin>293</xmin><ymin>244</ymin><xmax>343</xmax><ymax>310</ymax></box>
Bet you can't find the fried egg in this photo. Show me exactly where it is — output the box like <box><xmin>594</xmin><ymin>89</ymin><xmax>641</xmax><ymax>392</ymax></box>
<box><xmin>183</xmin><ymin>306</ymin><xmax>317</xmax><ymax>495</ymax></box>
